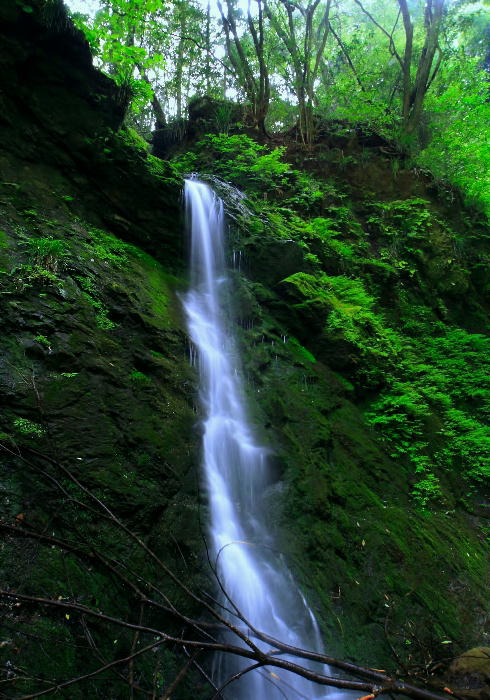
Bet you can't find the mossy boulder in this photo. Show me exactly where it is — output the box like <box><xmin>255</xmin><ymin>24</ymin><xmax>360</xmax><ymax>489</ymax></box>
<box><xmin>447</xmin><ymin>647</ymin><xmax>490</xmax><ymax>700</ymax></box>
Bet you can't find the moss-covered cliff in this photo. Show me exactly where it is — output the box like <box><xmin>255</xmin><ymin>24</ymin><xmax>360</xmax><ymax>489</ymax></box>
<box><xmin>0</xmin><ymin>3</ymin><xmax>208</xmax><ymax>697</ymax></box>
<box><xmin>171</xmin><ymin>136</ymin><xmax>489</xmax><ymax>673</ymax></box>
<box><xmin>0</xmin><ymin>1</ymin><xmax>488</xmax><ymax>698</ymax></box>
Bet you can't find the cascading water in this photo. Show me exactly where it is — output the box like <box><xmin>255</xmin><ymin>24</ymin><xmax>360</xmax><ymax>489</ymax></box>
<box><xmin>183</xmin><ymin>178</ymin><xmax>332</xmax><ymax>699</ymax></box>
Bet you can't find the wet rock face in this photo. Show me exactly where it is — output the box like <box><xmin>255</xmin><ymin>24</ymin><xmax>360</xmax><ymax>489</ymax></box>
<box><xmin>0</xmin><ymin>212</ymin><xmax>198</xmax><ymax>524</ymax></box>
<box><xmin>0</xmin><ymin>165</ymin><xmax>209</xmax><ymax>691</ymax></box>
<box><xmin>0</xmin><ymin>0</ymin><xmax>184</xmax><ymax>264</ymax></box>
<box><xmin>0</xmin><ymin>1</ymin><xmax>124</xmax><ymax>154</ymax></box>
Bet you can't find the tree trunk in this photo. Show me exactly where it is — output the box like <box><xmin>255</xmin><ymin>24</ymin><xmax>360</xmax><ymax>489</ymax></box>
<box><xmin>137</xmin><ymin>63</ymin><xmax>166</xmax><ymax>129</ymax></box>
<box><xmin>217</xmin><ymin>0</ymin><xmax>270</xmax><ymax>130</ymax></box>
<box><xmin>205</xmin><ymin>0</ymin><xmax>211</xmax><ymax>94</ymax></box>
<box><xmin>405</xmin><ymin>0</ymin><xmax>444</xmax><ymax>134</ymax></box>
<box><xmin>175</xmin><ymin>10</ymin><xmax>186</xmax><ymax>120</ymax></box>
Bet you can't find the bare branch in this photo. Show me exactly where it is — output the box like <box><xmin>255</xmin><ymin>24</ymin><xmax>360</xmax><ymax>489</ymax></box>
<box><xmin>212</xmin><ymin>662</ymin><xmax>264</xmax><ymax>699</ymax></box>
<box><xmin>0</xmin><ymin>589</ymin><xmax>452</xmax><ymax>700</ymax></box>
<box><xmin>12</xmin><ymin>639</ymin><xmax>165</xmax><ymax>700</ymax></box>
<box><xmin>353</xmin><ymin>0</ymin><xmax>403</xmax><ymax>68</ymax></box>
<box><xmin>161</xmin><ymin>651</ymin><xmax>200</xmax><ymax>699</ymax></box>
<box><xmin>329</xmin><ymin>21</ymin><xmax>365</xmax><ymax>91</ymax></box>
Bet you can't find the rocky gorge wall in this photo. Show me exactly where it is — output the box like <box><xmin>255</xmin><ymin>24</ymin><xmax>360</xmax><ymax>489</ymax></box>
<box><xmin>0</xmin><ymin>2</ymin><xmax>209</xmax><ymax>697</ymax></box>
<box><xmin>0</xmin><ymin>1</ymin><xmax>488</xmax><ymax>698</ymax></box>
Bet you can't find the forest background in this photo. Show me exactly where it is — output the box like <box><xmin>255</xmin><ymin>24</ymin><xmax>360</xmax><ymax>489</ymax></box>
<box><xmin>67</xmin><ymin>0</ymin><xmax>490</xmax><ymax>217</ymax></box>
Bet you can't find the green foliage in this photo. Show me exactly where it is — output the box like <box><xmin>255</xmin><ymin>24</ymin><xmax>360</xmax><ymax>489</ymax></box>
<box><xmin>418</xmin><ymin>330</ymin><xmax>490</xmax><ymax>420</ymax></box>
<box><xmin>226</xmin><ymin>151</ymin><xmax>488</xmax><ymax>503</ymax></box>
<box><xmin>213</xmin><ymin>101</ymin><xmax>236</xmax><ymax>134</ymax></box>
<box><xmin>76</xmin><ymin>274</ymin><xmax>117</xmax><ymax>330</ymax></box>
<box><xmin>418</xmin><ymin>57</ymin><xmax>490</xmax><ymax>218</ymax></box>
<box><xmin>75</xmin><ymin>275</ymin><xmax>97</xmax><ymax>295</ymax></box>
<box><xmin>26</xmin><ymin>236</ymin><xmax>68</xmax><ymax>271</ymax></box>
<box><xmin>172</xmin><ymin>134</ymin><xmax>337</xmax><ymax>212</ymax></box>
<box><xmin>366</xmin><ymin>199</ymin><xmax>432</xmax><ymax>239</ymax></box>
<box><xmin>81</xmin><ymin>291</ymin><xmax>117</xmax><ymax>330</ymax></box>
<box><xmin>85</xmin><ymin>227</ymin><xmax>130</xmax><ymax>268</ymax></box>
<box><xmin>70</xmin><ymin>0</ymin><xmax>209</xmax><ymax>132</ymax></box>
<box><xmin>365</xmin><ymin>326</ymin><xmax>490</xmax><ymax>496</ymax></box>
<box><xmin>437</xmin><ymin>410</ymin><xmax>490</xmax><ymax>485</ymax></box>
<box><xmin>285</xmin><ymin>175</ymin><xmax>328</xmax><ymax>212</ymax></box>
<box><xmin>362</xmin><ymin>198</ymin><xmax>459</xmax><ymax>277</ymax></box>
<box><xmin>9</xmin><ymin>263</ymin><xmax>60</xmax><ymax>290</ymax></box>
<box><xmin>366</xmin><ymin>384</ymin><xmax>431</xmax><ymax>456</ymax></box>
<box><xmin>172</xmin><ymin>134</ymin><xmax>284</xmax><ymax>187</ymax></box>
<box><xmin>34</xmin><ymin>334</ymin><xmax>50</xmax><ymax>346</ymax></box>
<box><xmin>130</xmin><ymin>370</ymin><xmax>152</xmax><ymax>384</ymax></box>
<box><xmin>411</xmin><ymin>472</ymin><xmax>443</xmax><ymax>508</ymax></box>
<box><xmin>303</xmin><ymin>216</ymin><xmax>364</xmax><ymax>269</ymax></box>
<box><xmin>307</xmin><ymin>217</ymin><xmax>343</xmax><ymax>239</ymax></box>
<box><xmin>284</xmin><ymin>272</ymin><xmax>401</xmax><ymax>370</ymax></box>
<box><xmin>12</xmin><ymin>417</ymin><xmax>44</xmax><ymax>438</ymax></box>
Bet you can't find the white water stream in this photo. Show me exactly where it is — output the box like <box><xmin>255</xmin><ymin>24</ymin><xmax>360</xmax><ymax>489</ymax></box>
<box><xmin>183</xmin><ymin>178</ymin><xmax>333</xmax><ymax>699</ymax></box>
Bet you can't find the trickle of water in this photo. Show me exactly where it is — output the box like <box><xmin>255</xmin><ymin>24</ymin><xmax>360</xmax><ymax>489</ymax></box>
<box><xmin>182</xmin><ymin>178</ymin><xmax>333</xmax><ymax>699</ymax></box>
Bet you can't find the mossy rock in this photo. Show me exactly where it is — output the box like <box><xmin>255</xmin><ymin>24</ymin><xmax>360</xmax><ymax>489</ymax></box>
<box><xmin>447</xmin><ymin>648</ymin><xmax>490</xmax><ymax>700</ymax></box>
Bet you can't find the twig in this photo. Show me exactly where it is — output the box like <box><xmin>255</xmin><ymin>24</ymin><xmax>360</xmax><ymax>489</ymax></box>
<box><xmin>161</xmin><ymin>651</ymin><xmax>199</xmax><ymax>699</ymax></box>
<box><xmin>12</xmin><ymin>639</ymin><xmax>165</xmax><ymax>700</ymax></box>
<box><xmin>212</xmin><ymin>662</ymin><xmax>264</xmax><ymax>699</ymax></box>
<box><xmin>182</xmin><ymin>645</ymin><xmax>223</xmax><ymax>699</ymax></box>
<box><xmin>353</xmin><ymin>0</ymin><xmax>403</xmax><ymax>68</ymax></box>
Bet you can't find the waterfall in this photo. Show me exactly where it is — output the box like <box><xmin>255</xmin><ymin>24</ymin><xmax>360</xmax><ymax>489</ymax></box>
<box><xmin>183</xmin><ymin>178</ymin><xmax>332</xmax><ymax>699</ymax></box>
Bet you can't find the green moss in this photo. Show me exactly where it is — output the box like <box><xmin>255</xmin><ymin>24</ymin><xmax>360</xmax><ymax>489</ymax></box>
<box><xmin>146</xmin><ymin>155</ymin><xmax>182</xmax><ymax>185</ymax></box>
<box><xmin>282</xmin><ymin>272</ymin><xmax>376</xmax><ymax>310</ymax></box>
<box><xmin>80</xmin><ymin>291</ymin><xmax>117</xmax><ymax>330</ymax></box>
<box><xmin>26</xmin><ymin>236</ymin><xmax>67</xmax><ymax>260</ymax></box>
<box><xmin>9</xmin><ymin>263</ymin><xmax>60</xmax><ymax>289</ymax></box>
<box><xmin>288</xmin><ymin>336</ymin><xmax>316</xmax><ymax>363</ymax></box>
<box><xmin>282</xmin><ymin>271</ymin><xmax>402</xmax><ymax>374</ymax></box>
<box><xmin>119</xmin><ymin>126</ymin><xmax>149</xmax><ymax>153</ymax></box>
<box><xmin>74</xmin><ymin>274</ymin><xmax>97</xmax><ymax>294</ymax></box>
<box><xmin>86</xmin><ymin>226</ymin><xmax>130</xmax><ymax>267</ymax></box>
<box><xmin>132</xmin><ymin>249</ymin><xmax>184</xmax><ymax>328</ymax></box>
